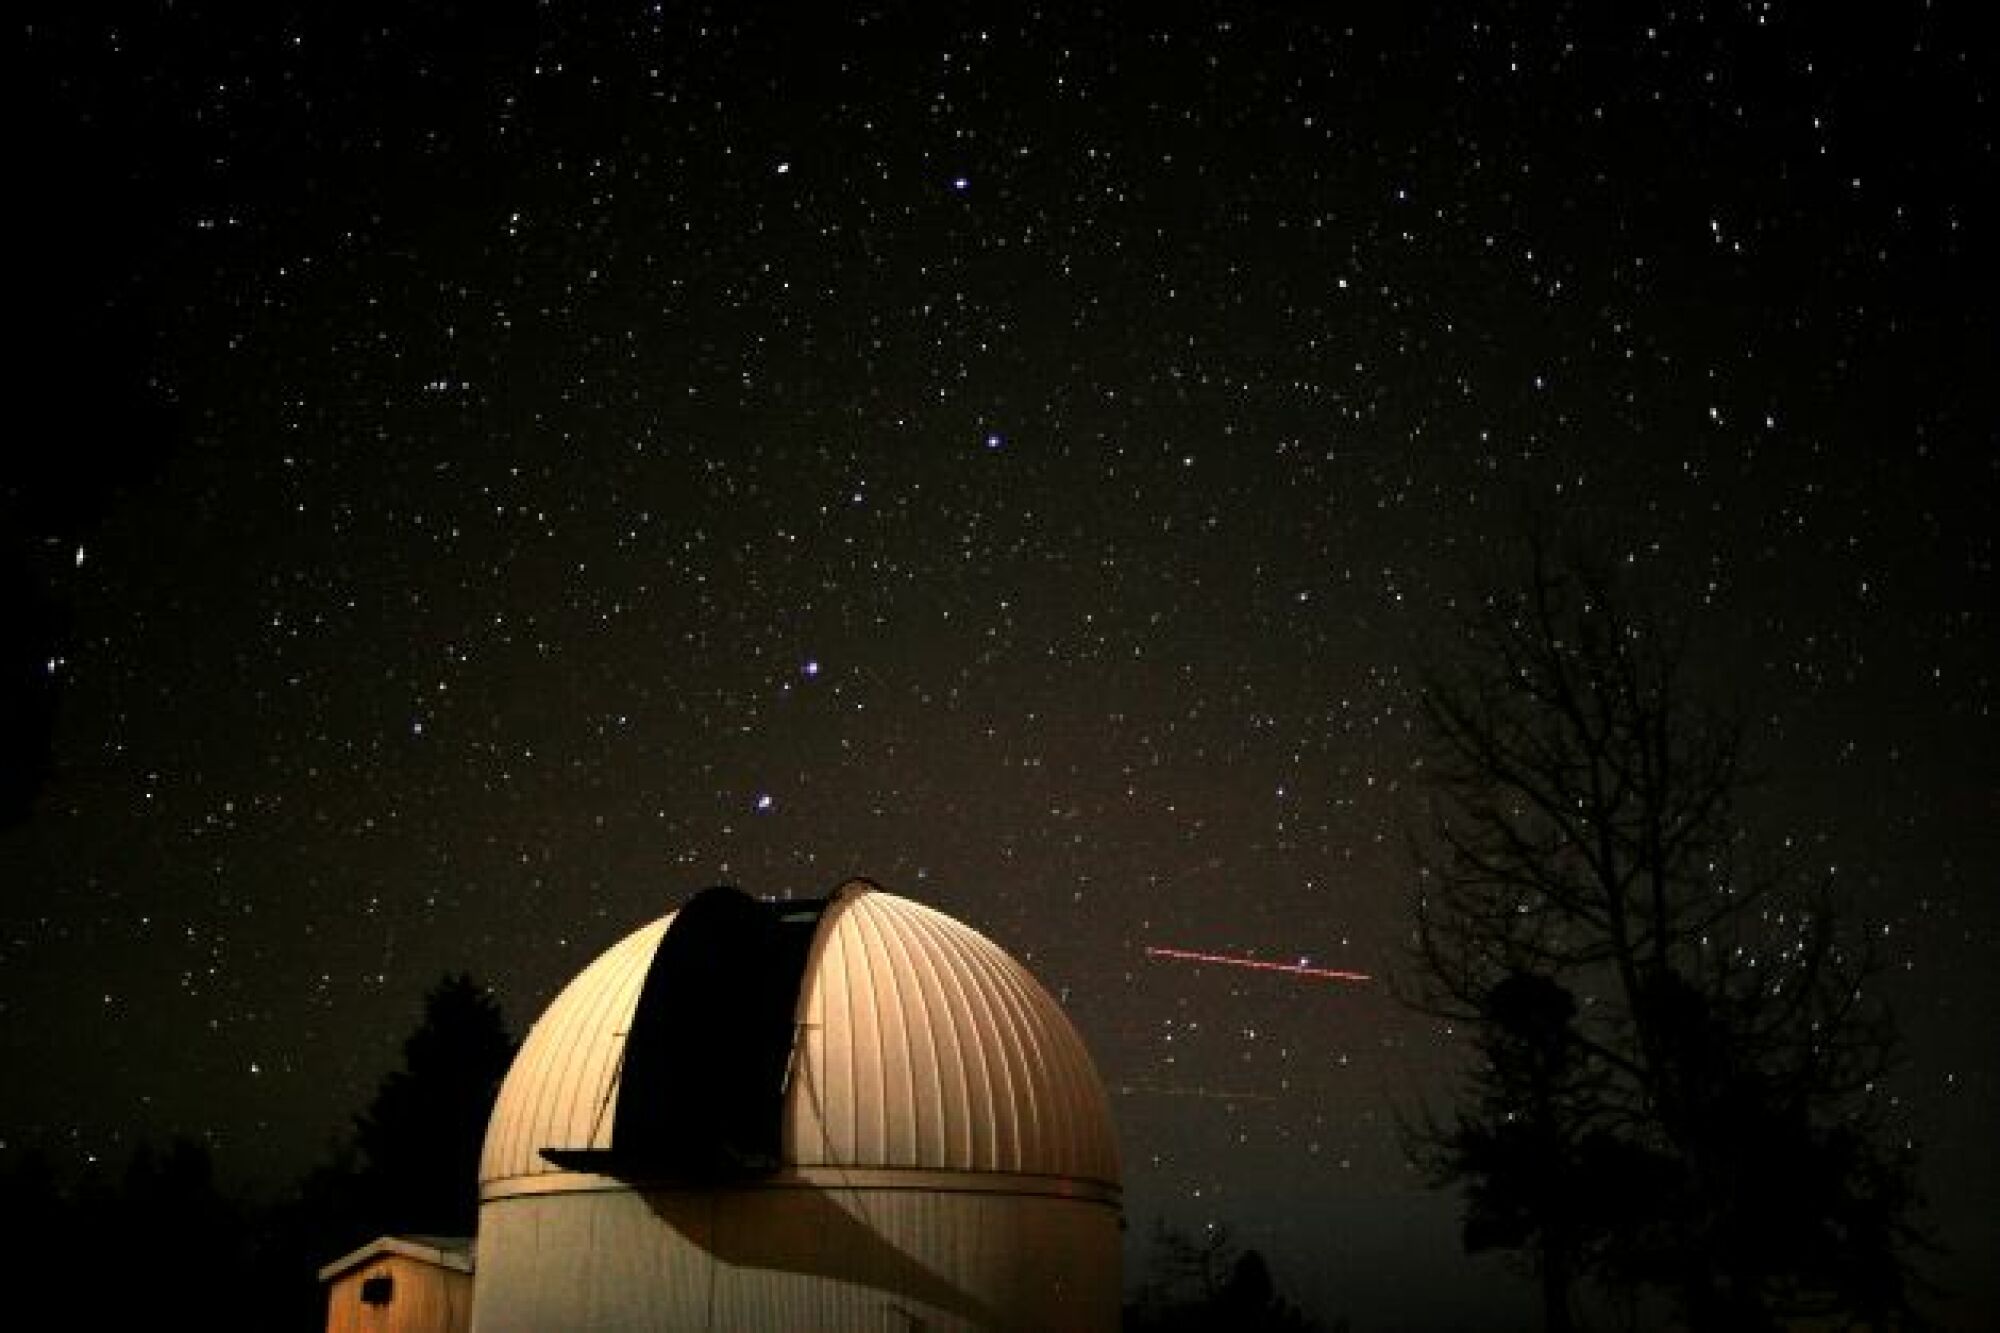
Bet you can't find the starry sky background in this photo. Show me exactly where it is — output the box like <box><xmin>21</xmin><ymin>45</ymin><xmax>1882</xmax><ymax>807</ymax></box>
<box><xmin>4</xmin><ymin>2</ymin><xmax>1993</xmax><ymax>1326</ymax></box>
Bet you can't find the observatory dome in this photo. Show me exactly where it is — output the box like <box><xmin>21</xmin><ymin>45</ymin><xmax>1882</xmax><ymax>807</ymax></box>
<box><xmin>472</xmin><ymin>880</ymin><xmax>1121</xmax><ymax>1331</ymax></box>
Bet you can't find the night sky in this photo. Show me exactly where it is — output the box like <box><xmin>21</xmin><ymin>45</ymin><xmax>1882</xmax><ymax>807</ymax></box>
<box><xmin>5</xmin><ymin>3</ymin><xmax>1993</xmax><ymax>1326</ymax></box>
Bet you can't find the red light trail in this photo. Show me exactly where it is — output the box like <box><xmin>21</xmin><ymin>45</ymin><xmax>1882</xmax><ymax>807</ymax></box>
<box><xmin>1145</xmin><ymin>945</ymin><xmax>1372</xmax><ymax>984</ymax></box>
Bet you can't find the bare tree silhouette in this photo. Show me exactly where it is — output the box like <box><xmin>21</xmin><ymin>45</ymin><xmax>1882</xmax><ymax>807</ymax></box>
<box><xmin>1405</xmin><ymin>547</ymin><xmax>1926</xmax><ymax>1330</ymax></box>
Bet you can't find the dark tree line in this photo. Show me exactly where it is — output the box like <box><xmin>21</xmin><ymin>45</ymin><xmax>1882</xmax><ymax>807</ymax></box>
<box><xmin>1405</xmin><ymin>549</ymin><xmax>1928</xmax><ymax>1330</ymax></box>
<box><xmin>1124</xmin><ymin>1220</ymin><xmax>1329</xmax><ymax>1333</ymax></box>
<box><xmin>0</xmin><ymin>973</ymin><xmax>513</xmax><ymax>1330</ymax></box>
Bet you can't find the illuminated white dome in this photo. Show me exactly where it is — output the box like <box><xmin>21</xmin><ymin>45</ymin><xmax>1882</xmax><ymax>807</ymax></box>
<box><xmin>472</xmin><ymin>880</ymin><xmax>1122</xmax><ymax>1332</ymax></box>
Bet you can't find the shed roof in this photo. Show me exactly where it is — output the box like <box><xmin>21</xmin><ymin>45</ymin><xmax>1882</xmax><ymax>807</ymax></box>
<box><xmin>318</xmin><ymin>1234</ymin><xmax>475</xmax><ymax>1283</ymax></box>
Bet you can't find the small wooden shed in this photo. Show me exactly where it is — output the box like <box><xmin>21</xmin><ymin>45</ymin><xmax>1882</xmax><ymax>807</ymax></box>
<box><xmin>320</xmin><ymin>1234</ymin><xmax>474</xmax><ymax>1333</ymax></box>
